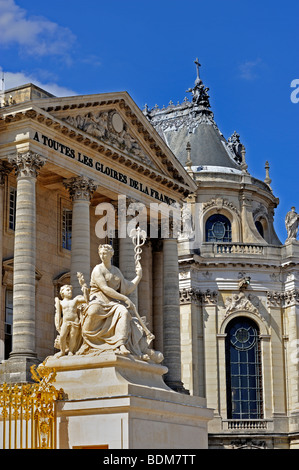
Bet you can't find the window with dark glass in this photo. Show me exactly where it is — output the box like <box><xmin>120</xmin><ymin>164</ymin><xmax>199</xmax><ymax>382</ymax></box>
<box><xmin>255</xmin><ymin>220</ymin><xmax>264</xmax><ymax>238</ymax></box>
<box><xmin>109</xmin><ymin>230</ymin><xmax>119</xmax><ymax>268</ymax></box>
<box><xmin>9</xmin><ymin>187</ymin><xmax>17</xmax><ymax>231</ymax></box>
<box><xmin>205</xmin><ymin>214</ymin><xmax>232</xmax><ymax>242</ymax></box>
<box><xmin>225</xmin><ymin>317</ymin><xmax>263</xmax><ymax>419</ymax></box>
<box><xmin>62</xmin><ymin>208</ymin><xmax>72</xmax><ymax>250</ymax></box>
<box><xmin>5</xmin><ymin>289</ymin><xmax>13</xmax><ymax>359</ymax></box>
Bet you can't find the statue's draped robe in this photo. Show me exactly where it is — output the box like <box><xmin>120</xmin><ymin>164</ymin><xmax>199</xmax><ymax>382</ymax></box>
<box><xmin>78</xmin><ymin>264</ymin><xmax>145</xmax><ymax>356</ymax></box>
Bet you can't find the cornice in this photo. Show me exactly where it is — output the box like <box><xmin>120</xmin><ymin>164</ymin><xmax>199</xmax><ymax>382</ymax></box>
<box><xmin>179</xmin><ymin>257</ymin><xmax>282</xmax><ymax>270</ymax></box>
<box><xmin>0</xmin><ymin>105</ymin><xmax>193</xmax><ymax>197</ymax></box>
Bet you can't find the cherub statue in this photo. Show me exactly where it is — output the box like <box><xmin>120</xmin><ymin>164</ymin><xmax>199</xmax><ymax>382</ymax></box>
<box><xmin>54</xmin><ymin>281</ymin><xmax>89</xmax><ymax>357</ymax></box>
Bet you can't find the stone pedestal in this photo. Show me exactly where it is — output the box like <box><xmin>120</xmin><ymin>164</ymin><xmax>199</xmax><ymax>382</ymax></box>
<box><xmin>44</xmin><ymin>354</ymin><xmax>213</xmax><ymax>449</ymax></box>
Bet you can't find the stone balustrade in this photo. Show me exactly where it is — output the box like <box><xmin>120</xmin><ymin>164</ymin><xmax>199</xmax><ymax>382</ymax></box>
<box><xmin>215</xmin><ymin>243</ymin><xmax>264</xmax><ymax>255</ymax></box>
<box><xmin>222</xmin><ymin>419</ymin><xmax>273</xmax><ymax>431</ymax></box>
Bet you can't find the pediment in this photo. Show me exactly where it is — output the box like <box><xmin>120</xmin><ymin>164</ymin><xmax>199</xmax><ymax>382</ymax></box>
<box><xmin>34</xmin><ymin>91</ymin><xmax>196</xmax><ymax>191</ymax></box>
<box><xmin>60</xmin><ymin>107</ymin><xmax>156</xmax><ymax>170</ymax></box>
<box><xmin>0</xmin><ymin>89</ymin><xmax>197</xmax><ymax>197</ymax></box>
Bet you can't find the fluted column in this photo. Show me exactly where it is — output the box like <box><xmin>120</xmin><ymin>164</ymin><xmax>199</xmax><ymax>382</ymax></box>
<box><xmin>64</xmin><ymin>176</ymin><xmax>97</xmax><ymax>296</ymax></box>
<box><xmin>163</xmin><ymin>237</ymin><xmax>185</xmax><ymax>392</ymax></box>
<box><xmin>7</xmin><ymin>152</ymin><xmax>45</xmax><ymax>365</ymax></box>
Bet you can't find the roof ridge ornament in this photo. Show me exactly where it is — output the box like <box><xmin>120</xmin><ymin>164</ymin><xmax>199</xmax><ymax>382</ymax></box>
<box><xmin>264</xmin><ymin>161</ymin><xmax>272</xmax><ymax>189</ymax></box>
<box><xmin>240</xmin><ymin>145</ymin><xmax>248</xmax><ymax>174</ymax></box>
<box><xmin>227</xmin><ymin>131</ymin><xmax>243</xmax><ymax>164</ymax></box>
<box><xmin>186</xmin><ymin>58</ymin><xmax>211</xmax><ymax>110</ymax></box>
<box><xmin>194</xmin><ymin>58</ymin><xmax>201</xmax><ymax>84</ymax></box>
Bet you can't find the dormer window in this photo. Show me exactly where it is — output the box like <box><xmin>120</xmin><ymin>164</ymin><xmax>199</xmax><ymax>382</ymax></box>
<box><xmin>255</xmin><ymin>220</ymin><xmax>264</xmax><ymax>238</ymax></box>
<box><xmin>206</xmin><ymin>214</ymin><xmax>232</xmax><ymax>243</ymax></box>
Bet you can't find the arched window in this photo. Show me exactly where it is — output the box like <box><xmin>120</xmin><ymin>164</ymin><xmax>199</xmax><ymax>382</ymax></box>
<box><xmin>205</xmin><ymin>214</ymin><xmax>232</xmax><ymax>242</ymax></box>
<box><xmin>225</xmin><ymin>317</ymin><xmax>263</xmax><ymax>419</ymax></box>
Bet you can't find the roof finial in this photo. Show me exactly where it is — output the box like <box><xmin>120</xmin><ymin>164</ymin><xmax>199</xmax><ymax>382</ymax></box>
<box><xmin>186</xmin><ymin>59</ymin><xmax>211</xmax><ymax>109</ymax></box>
<box><xmin>186</xmin><ymin>142</ymin><xmax>192</xmax><ymax>168</ymax></box>
<box><xmin>185</xmin><ymin>142</ymin><xmax>194</xmax><ymax>178</ymax></box>
<box><xmin>264</xmin><ymin>161</ymin><xmax>272</xmax><ymax>188</ymax></box>
<box><xmin>241</xmin><ymin>145</ymin><xmax>248</xmax><ymax>173</ymax></box>
<box><xmin>194</xmin><ymin>58</ymin><xmax>201</xmax><ymax>83</ymax></box>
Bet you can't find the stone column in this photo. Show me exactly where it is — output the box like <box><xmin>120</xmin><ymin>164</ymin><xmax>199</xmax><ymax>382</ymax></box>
<box><xmin>64</xmin><ymin>176</ymin><xmax>97</xmax><ymax>296</ymax></box>
<box><xmin>118</xmin><ymin>199</ymin><xmax>141</xmax><ymax>308</ymax></box>
<box><xmin>137</xmin><ymin>240</ymin><xmax>153</xmax><ymax>331</ymax></box>
<box><xmin>163</xmin><ymin>237</ymin><xmax>185</xmax><ymax>392</ymax></box>
<box><xmin>119</xmin><ymin>234</ymin><xmax>138</xmax><ymax>307</ymax></box>
<box><xmin>152</xmin><ymin>240</ymin><xmax>163</xmax><ymax>353</ymax></box>
<box><xmin>6</xmin><ymin>152</ymin><xmax>45</xmax><ymax>381</ymax></box>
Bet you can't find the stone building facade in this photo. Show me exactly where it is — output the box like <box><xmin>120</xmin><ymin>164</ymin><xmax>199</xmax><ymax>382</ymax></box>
<box><xmin>146</xmin><ymin>63</ymin><xmax>299</xmax><ymax>449</ymax></box>
<box><xmin>0</xmin><ymin>64</ymin><xmax>299</xmax><ymax>449</ymax></box>
<box><xmin>0</xmin><ymin>83</ymin><xmax>196</xmax><ymax>397</ymax></box>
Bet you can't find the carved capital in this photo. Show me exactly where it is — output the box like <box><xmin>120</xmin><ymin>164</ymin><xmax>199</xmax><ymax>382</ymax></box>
<box><xmin>267</xmin><ymin>291</ymin><xmax>283</xmax><ymax>307</ymax></box>
<box><xmin>283</xmin><ymin>289</ymin><xmax>299</xmax><ymax>307</ymax></box>
<box><xmin>179</xmin><ymin>287</ymin><xmax>201</xmax><ymax>304</ymax></box>
<box><xmin>8</xmin><ymin>151</ymin><xmax>45</xmax><ymax>178</ymax></box>
<box><xmin>202</xmin><ymin>289</ymin><xmax>218</xmax><ymax>305</ymax></box>
<box><xmin>64</xmin><ymin>176</ymin><xmax>97</xmax><ymax>201</ymax></box>
<box><xmin>179</xmin><ymin>288</ymin><xmax>218</xmax><ymax>305</ymax></box>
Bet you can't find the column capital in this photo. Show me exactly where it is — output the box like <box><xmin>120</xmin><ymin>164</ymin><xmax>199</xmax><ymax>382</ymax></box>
<box><xmin>8</xmin><ymin>151</ymin><xmax>45</xmax><ymax>178</ymax></box>
<box><xmin>64</xmin><ymin>175</ymin><xmax>97</xmax><ymax>201</ymax></box>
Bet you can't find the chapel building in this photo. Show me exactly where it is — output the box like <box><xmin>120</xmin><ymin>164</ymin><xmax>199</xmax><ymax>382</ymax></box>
<box><xmin>146</xmin><ymin>62</ymin><xmax>299</xmax><ymax>449</ymax></box>
<box><xmin>0</xmin><ymin>64</ymin><xmax>298</xmax><ymax>449</ymax></box>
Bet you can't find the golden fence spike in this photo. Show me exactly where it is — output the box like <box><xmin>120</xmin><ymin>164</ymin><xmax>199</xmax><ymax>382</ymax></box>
<box><xmin>0</xmin><ymin>365</ymin><xmax>63</xmax><ymax>449</ymax></box>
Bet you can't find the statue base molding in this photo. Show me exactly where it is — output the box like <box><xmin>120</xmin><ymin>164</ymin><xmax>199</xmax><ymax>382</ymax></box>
<box><xmin>44</xmin><ymin>352</ymin><xmax>171</xmax><ymax>399</ymax></box>
<box><xmin>43</xmin><ymin>353</ymin><xmax>213</xmax><ymax>449</ymax></box>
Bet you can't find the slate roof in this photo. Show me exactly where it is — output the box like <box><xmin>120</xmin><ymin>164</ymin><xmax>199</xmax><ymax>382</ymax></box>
<box><xmin>145</xmin><ymin>65</ymin><xmax>244</xmax><ymax>173</ymax></box>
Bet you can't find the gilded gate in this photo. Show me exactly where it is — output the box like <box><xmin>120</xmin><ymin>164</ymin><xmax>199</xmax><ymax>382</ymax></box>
<box><xmin>0</xmin><ymin>365</ymin><xmax>64</xmax><ymax>449</ymax></box>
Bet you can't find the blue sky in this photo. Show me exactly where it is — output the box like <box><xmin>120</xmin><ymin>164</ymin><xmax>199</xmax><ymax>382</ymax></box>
<box><xmin>0</xmin><ymin>0</ymin><xmax>298</xmax><ymax>241</ymax></box>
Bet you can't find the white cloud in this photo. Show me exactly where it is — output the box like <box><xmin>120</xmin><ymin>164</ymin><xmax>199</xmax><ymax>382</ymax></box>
<box><xmin>0</xmin><ymin>0</ymin><xmax>76</xmax><ymax>57</ymax></box>
<box><xmin>1</xmin><ymin>68</ymin><xmax>76</xmax><ymax>96</ymax></box>
<box><xmin>238</xmin><ymin>59</ymin><xmax>263</xmax><ymax>80</ymax></box>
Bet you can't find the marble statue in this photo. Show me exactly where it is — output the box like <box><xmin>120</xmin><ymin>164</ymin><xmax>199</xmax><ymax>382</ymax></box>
<box><xmin>285</xmin><ymin>207</ymin><xmax>299</xmax><ymax>242</ymax></box>
<box><xmin>53</xmin><ymin>230</ymin><xmax>163</xmax><ymax>364</ymax></box>
<box><xmin>54</xmin><ymin>284</ymin><xmax>88</xmax><ymax>357</ymax></box>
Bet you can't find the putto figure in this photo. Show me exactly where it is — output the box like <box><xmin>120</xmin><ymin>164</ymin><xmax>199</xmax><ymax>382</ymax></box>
<box><xmin>54</xmin><ymin>284</ymin><xmax>88</xmax><ymax>357</ymax></box>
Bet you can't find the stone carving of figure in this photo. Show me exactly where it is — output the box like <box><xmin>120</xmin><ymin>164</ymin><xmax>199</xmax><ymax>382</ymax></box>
<box><xmin>225</xmin><ymin>291</ymin><xmax>259</xmax><ymax>314</ymax></box>
<box><xmin>178</xmin><ymin>204</ymin><xmax>194</xmax><ymax>240</ymax></box>
<box><xmin>76</xmin><ymin>244</ymin><xmax>163</xmax><ymax>363</ymax></box>
<box><xmin>54</xmin><ymin>284</ymin><xmax>88</xmax><ymax>357</ymax></box>
<box><xmin>285</xmin><ymin>207</ymin><xmax>299</xmax><ymax>242</ymax></box>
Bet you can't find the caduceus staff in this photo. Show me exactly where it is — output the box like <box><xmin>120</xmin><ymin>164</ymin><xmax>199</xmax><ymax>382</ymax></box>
<box><xmin>129</xmin><ymin>226</ymin><xmax>154</xmax><ymax>342</ymax></box>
